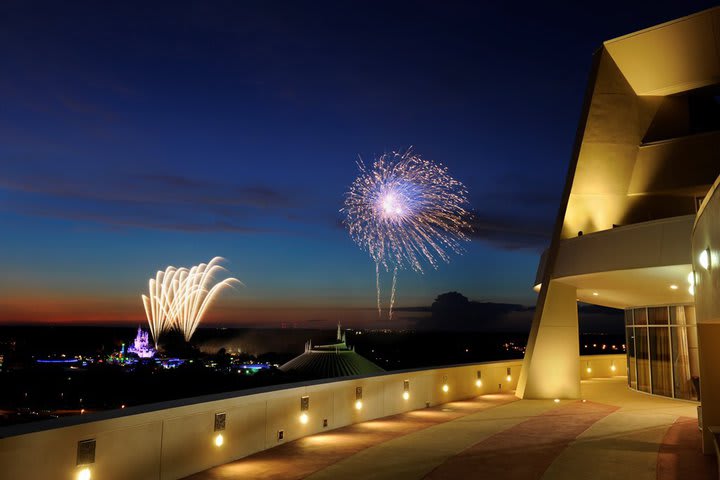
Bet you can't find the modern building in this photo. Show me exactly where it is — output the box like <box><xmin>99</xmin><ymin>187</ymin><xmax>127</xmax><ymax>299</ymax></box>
<box><xmin>518</xmin><ymin>6</ymin><xmax>720</xmax><ymax>452</ymax></box>
<box><xmin>279</xmin><ymin>324</ymin><xmax>384</xmax><ymax>378</ymax></box>
<box><xmin>4</xmin><ymin>8</ymin><xmax>720</xmax><ymax>480</ymax></box>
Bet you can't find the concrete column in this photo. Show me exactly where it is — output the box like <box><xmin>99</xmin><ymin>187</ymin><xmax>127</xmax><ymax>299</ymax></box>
<box><xmin>517</xmin><ymin>280</ymin><xmax>580</xmax><ymax>399</ymax></box>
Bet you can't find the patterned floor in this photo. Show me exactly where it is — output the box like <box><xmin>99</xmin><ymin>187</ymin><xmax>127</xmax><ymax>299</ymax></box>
<box><xmin>185</xmin><ymin>378</ymin><xmax>716</xmax><ymax>480</ymax></box>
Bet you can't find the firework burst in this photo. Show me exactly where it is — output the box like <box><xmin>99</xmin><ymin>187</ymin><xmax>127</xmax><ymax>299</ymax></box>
<box><xmin>141</xmin><ymin>257</ymin><xmax>242</xmax><ymax>347</ymax></box>
<box><xmin>343</xmin><ymin>149</ymin><xmax>471</xmax><ymax>318</ymax></box>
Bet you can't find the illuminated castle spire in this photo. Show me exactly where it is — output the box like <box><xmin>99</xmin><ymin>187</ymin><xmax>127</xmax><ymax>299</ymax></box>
<box><xmin>128</xmin><ymin>326</ymin><xmax>156</xmax><ymax>359</ymax></box>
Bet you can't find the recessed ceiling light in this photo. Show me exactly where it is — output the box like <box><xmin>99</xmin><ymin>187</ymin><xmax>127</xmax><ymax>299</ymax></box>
<box><xmin>670</xmin><ymin>285</ymin><xmax>678</xmax><ymax>290</ymax></box>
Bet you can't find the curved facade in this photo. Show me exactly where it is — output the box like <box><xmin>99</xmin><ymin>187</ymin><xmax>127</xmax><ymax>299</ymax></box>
<box><xmin>625</xmin><ymin>305</ymin><xmax>699</xmax><ymax>400</ymax></box>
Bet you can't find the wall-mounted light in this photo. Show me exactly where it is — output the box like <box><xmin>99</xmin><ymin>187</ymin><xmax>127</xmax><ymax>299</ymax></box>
<box><xmin>76</xmin><ymin>468</ymin><xmax>91</xmax><ymax>480</ymax></box>
<box><xmin>592</xmin><ymin>292</ymin><xmax>599</xmax><ymax>296</ymax></box>
<box><xmin>688</xmin><ymin>271</ymin><xmax>695</xmax><ymax>296</ymax></box>
<box><xmin>506</xmin><ymin>368</ymin><xmax>512</xmax><ymax>382</ymax></box>
<box><xmin>610</xmin><ymin>360</ymin><xmax>616</xmax><ymax>372</ymax></box>
<box><xmin>669</xmin><ymin>285</ymin><xmax>678</xmax><ymax>290</ymax></box>
<box><xmin>214</xmin><ymin>412</ymin><xmax>226</xmax><ymax>447</ymax></box>
<box><xmin>476</xmin><ymin>371</ymin><xmax>482</xmax><ymax>387</ymax></box>
<box><xmin>586</xmin><ymin>361</ymin><xmax>592</xmax><ymax>374</ymax></box>
<box><xmin>699</xmin><ymin>248</ymin><xmax>711</xmax><ymax>270</ymax></box>
<box><xmin>300</xmin><ymin>396</ymin><xmax>309</xmax><ymax>424</ymax></box>
<box><xmin>442</xmin><ymin>375</ymin><xmax>449</xmax><ymax>393</ymax></box>
<box><xmin>403</xmin><ymin>380</ymin><xmax>410</xmax><ymax>400</ymax></box>
<box><xmin>76</xmin><ymin>439</ymin><xmax>95</xmax><ymax>480</ymax></box>
<box><xmin>355</xmin><ymin>387</ymin><xmax>363</xmax><ymax>410</ymax></box>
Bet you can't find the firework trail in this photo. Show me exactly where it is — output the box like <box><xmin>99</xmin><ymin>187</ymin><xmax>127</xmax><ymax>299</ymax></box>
<box><xmin>390</xmin><ymin>266</ymin><xmax>398</xmax><ymax>320</ymax></box>
<box><xmin>343</xmin><ymin>148</ymin><xmax>471</xmax><ymax>319</ymax></box>
<box><xmin>141</xmin><ymin>257</ymin><xmax>242</xmax><ymax>347</ymax></box>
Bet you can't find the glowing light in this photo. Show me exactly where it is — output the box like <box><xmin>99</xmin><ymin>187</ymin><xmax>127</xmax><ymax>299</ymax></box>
<box><xmin>699</xmin><ymin>249</ymin><xmax>710</xmax><ymax>270</ymax></box>
<box><xmin>554</xmin><ymin>399</ymin><xmax>560</xmax><ymax>404</ymax></box>
<box><xmin>592</xmin><ymin>292</ymin><xmax>599</xmax><ymax>296</ymax></box>
<box><xmin>688</xmin><ymin>272</ymin><xmax>695</xmax><ymax>285</ymax></box>
<box><xmin>506</xmin><ymin>375</ymin><xmax>512</xmax><ymax>382</ymax></box>
<box><xmin>77</xmin><ymin>468</ymin><xmax>91</xmax><ymax>480</ymax></box>
<box><xmin>299</xmin><ymin>413</ymin><xmax>309</xmax><ymax>424</ymax></box>
<box><xmin>586</xmin><ymin>367</ymin><xmax>592</xmax><ymax>373</ymax></box>
<box><xmin>475</xmin><ymin>379</ymin><xmax>482</xmax><ymax>387</ymax></box>
<box><xmin>214</xmin><ymin>433</ymin><xmax>224</xmax><ymax>447</ymax></box>
<box><xmin>669</xmin><ymin>285</ymin><xmax>678</xmax><ymax>290</ymax></box>
<box><xmin>689</xmin><ymin>285</ymin><xmax>695</xmax><ymax>295</ymax></box>
<box><xmin>402</xmin><ymin>391</ymin><xmax>410</xmax><ymax>400</ymax></box>
<box><xmin>121</xmin><ymin>404</ymin><xmax>126</xmax><ymax>409</ymax></box>
<box><xmin>343</xmin><ymin>149</ymin><xmax>471</xmax><ymax>319</ymax></box>
<box><xmin>610</xmin><ymin>365</ymin><xmax>617</xmax><ymax>372</ymax></box>
<box><xmin>355</xmin><ymin>400</ymin><xmax>363</xmax><ymax>410</ymax></box>
<box><xmin>442</xmin><ymin>384</ymin><xmax>449</xmax><ymax>393</ymax></box>
<box><xmin>141</xmin><ymin>257</ymin><xmax>243</xmax><ymax>347</ymax></box>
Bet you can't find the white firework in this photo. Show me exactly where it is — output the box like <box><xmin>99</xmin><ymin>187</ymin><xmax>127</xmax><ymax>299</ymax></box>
<box><xmin>141</xmin><ymin>257</ymin><xmax>242</xmax><ymax>347</ymax></box>
<box><xmin>343</xmin><ymin>149</ymin><xmax>471</xmax><ymax>319</ymax></box>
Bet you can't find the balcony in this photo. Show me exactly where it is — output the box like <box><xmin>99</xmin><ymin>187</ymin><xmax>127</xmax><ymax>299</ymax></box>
<box><xmin>0</xmin><ymin>355</ymin><xmax>714</xmax><ymax>480</ymax></box>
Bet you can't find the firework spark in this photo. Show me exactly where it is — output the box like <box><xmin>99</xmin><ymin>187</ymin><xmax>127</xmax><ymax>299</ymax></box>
<box><xmin>141</xmin><ymin>257</ymin><xmax>242</xmax><ymax>347</ymax></box>
<box><xmin>343</xmin><ymin>149</ymin><xmax>471</xmax><ymax>318</ymax></box>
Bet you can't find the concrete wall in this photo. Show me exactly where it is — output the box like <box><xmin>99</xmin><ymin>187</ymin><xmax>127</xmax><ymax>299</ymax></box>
<box><xmin>553</xmin><ymin>215</ymin><xmax>693</xmax><ymax>280</ymax></box>
<box><xmin>518</xmin><ymin>280</ymin><xmax>580</xmax><ymax>399</ymax></box>
<box><xmin>579</xmin><ymin>354</ymin><xmax>626</xmax><ymax>380</ymax></box>
<box><xmin>0</xmin><ymin>361</ymin><xmax>523</xmax><ymax>480</ymax></box>
<box><xmin>692</xmin><ymin>174</ymin><xmax>720</xmax><ymax>453</ymax></box>
<box><xmin>0</xmin><ymin>355</ymin><xmax>634</xmax><ymax>480</ymax></box>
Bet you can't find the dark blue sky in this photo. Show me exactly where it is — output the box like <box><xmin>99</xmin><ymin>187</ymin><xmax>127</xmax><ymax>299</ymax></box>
<box><xmin>0</xmin><ymin>1</ymin><xmax>716</xmax><ymax>326</ymax></box>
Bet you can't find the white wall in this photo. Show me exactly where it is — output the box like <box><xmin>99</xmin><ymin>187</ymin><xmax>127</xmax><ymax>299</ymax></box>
<box><xmin>0</xmin><ymin>355</ymin><xmax>631</xmax><ymax>480</ymax></box>
<box><xmin>691</xmin><ymin>174</ymin><xmax>720</xmax><ymax>453</ymax></box>
<box><xmin>0</xmin><ymin>361</ymin><xmax>522</xmax><ymax>480</ymax></box>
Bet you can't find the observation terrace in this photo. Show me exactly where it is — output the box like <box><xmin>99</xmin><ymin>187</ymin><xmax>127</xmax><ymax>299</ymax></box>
<box><xmin>0</xmin><ymin>355</ymin><xmax>714</xmax><ymax>480</ymax></box>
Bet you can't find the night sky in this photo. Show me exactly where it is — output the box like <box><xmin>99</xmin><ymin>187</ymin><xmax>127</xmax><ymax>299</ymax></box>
<box><xmin>1</xmin><ymin>1</ymin><xmax>716</xmax><ymax>327</ymax></box>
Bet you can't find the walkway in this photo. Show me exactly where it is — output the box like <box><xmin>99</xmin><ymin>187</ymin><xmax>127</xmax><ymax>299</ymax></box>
<box><xmin>185</xmin><ymin>377</ymin><xmax>715</xmax><ymax>480</ymax></box>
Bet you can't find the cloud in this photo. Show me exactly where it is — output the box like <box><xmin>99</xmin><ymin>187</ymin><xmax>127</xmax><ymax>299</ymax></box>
<box><xmin>468</xmin><ymin>211</ymin><xmax>552</xmax><ymax>251</ymax></box>
<box><xmin>0</xmin><ymin>168</ymin><xmax>303</xmax><ymax>234</ymax></box>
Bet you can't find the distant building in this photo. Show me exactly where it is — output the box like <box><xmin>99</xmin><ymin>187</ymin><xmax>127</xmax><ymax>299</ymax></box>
<box><xmin>127</xmin><ymin>327</ymin><xmax>156</xmax><ymax>359</ymax></box>
<box><xmin>279</xmin><ymin>324</ymin><xmax>384</xmax><ymax>378</ymax></box>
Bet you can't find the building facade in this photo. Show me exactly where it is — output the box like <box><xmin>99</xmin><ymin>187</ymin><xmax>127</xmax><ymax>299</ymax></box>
<box><xmin>518</xmin><ymin>6</ymin><xmax>720</xmax><ymax>451</ymax></box>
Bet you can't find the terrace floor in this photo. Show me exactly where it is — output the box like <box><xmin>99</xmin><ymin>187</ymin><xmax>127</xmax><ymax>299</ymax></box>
<box><xmin>185</xmin><ymin>377</ymin><xmax>716</xmax><ymax>480</ymax></box>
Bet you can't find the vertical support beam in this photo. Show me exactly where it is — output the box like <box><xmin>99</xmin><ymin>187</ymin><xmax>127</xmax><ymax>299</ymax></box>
<box><xmin>517</xmin><ymin>280</ymin><xmax>580</xmax><ymax>399</ymax></box>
